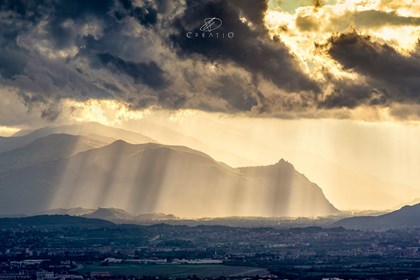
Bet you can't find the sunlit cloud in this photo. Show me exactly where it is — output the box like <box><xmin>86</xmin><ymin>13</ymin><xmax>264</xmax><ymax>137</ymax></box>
<box><xmin>64</xmin><ymin>99</ymin><xmax>151</xmax><ymax>126</ymax></box>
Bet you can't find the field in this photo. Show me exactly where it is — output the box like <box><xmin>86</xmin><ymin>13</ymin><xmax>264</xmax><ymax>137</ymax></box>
<box><xmin>77</xmin><ymin>263</ymin><xmax>270</xmax><ymax>277</ymax></box>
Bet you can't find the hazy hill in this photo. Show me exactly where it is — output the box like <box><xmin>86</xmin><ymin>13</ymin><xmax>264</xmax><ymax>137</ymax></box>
<box><xmin>26</xmin><ymin>122</ymin><xmax>157</xmax><ymax>144</ymax></box>
<box><xmin>83</xmin><ymin>207</ymin><xmax>135</xmax><ymax>221</ymax></box>
<box><xmin>0</xmin><ymin>215</ymin><xmax>114</xmax><ymax>229</ymax></box>
<box><xmin>393</xmin><ymin>198</ymin><xmax>420</xmax><ymax>210</ymax></box>
<box><xmin>39</xmin><ymin>207</ymin><xmax>178</xmax><ymax>224</ymax></box>
<box><xmin>238</xmin><ymin>159</ymin><xmax>339</xmax><ymax>217</ymax></box>
<box><xmin>80</xmin><ymin>208</ymin><xmax>178</xmax><ymax>224</ymax></box>
<box><xmin>35</xmin><ymin>207</ymin><xmax>340</xmax><ymax>227</ymax></box>
<box><xmin>0</xmin><ymin>140</ymin><xmax>339</xmax><ymax>218</ymax></box>
<box><xmin>333</xmin><ymin>203</ymin><xmax>420</xmax><ymax>230</ymax></box>
<box><xmin>122</xmin><ymin>120</ymin><xmax>251</xmax><ymax>166</ymax></box>
<box><xmin>0</xmin><ymin>134</ymin><xmax>105</xmax><ymax>173</ymax></box>
<box><xmin>39</xmin><ymin>207</ymin><xmax>96</xmax><ymax>216</ymax></box>
<box><xmin>0</xmin><ymin>122</ymin><xmax>156</xmax><ymax>153</ymax></box>
<box><xmin>136</xmin><ymin>213</ymin><xmax>177</xmax><ymax>221</ymax></box>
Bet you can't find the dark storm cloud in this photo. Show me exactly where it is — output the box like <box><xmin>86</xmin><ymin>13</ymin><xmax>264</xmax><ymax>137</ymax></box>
<box><xmin>0</xmin><ymin>0</ymin><xmax>37</xmax><ymax>80</ymax></box>
<box><xmin>0</xmin><ymin>0</ymin><xmax>325</xmax><ymax>121</ymax></box>
<box><xmin>0</xmin><ymin>48</ymin><xmax>27</xmax><ymax>80</ymax></box>
<box><xmin>320</xmin><ymin>80</ymin><xmax>387</xmax><ymax>109</ymax></box>
<box><xmin>389</xmin><ymin>104</ymin><xmax>420</xmax><ymax>120</ymax></box>
<box><xmin>326</xmin><ymin>32</ymin><xmax>420</xmax><ymax>106</ymax></box>
<box><xmin>0</xmin><ymin>0</ymin><xmax>175</xmax><ymax>119</ymax></box>
<box><xmin>115</xmin><ymin>0</ymin><xmax>158</xmax><ymax>26</ymax></box>
<box><xmin>209</xmin><ymin>75</ymin><xmax>258</xmax><ymax>111</ymax></box>
<box><xmin>95</xmin><ymin>53</ymin><xmax>168</xmax><ymax>89</ymax></box>
<box><xmin>171</xmin><ymin>0</ymin><xmax>320</xmax><ymax>93</ymax></box>
<box><xmin>40</xmin><ymin>105</ymin><xmax>61</xmax><ymax>122</ymax></box>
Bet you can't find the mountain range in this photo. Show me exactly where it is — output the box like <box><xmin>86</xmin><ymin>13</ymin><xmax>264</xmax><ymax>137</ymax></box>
<box><xmin>0</xmin><ymin>122</ymin><xmax>155</xmax><ymax>153</ymax></box>
<box><xmin>0</xmin><ymin>215</ymin><xmax>113</xmax><ymax>229</ymax></box>
<box><xmin>0</xmin><ymin>123</ymin><xmax>339</xmax><ymax>218</ymax></box>
<box><xmin>21</xmin><ymin>203</ymin><xmax>420</xmax><ymax>230</ymax></box>
<box><xmin>40</xmin><ymin>207</ymin><xmax>177</xmax><ymax>224</ymax></box>
<box><xmin>333</xmin><ymin>203</ymin><xmax>420</xmax><ymax>230</ymax></box>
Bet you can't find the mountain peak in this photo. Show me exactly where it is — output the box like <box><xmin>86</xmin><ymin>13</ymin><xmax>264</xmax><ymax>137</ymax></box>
<box><xmin>110</xmin><ymin>139</ymin><xmax>129</xmax><ymax>146</ymax></box>
<box><xmin>274</xmin><ymin>158</ymin><xmax>295</xmax><ymax>171</ymax></box>
<box><xmin>277</xmin><ymin>158</ymin><xmax>291</xmax><ymax>165</ymax></box>
<box><xmin>83</xmin><ymin>207</ymin><xmax>134</xmax><ymax>220</ymax></box>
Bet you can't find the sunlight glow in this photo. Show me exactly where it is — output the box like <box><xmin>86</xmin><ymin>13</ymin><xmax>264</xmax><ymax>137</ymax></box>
<box><xmin>65</xmin><ymin>99</ymin><xmax>151</xmax><ymax>125</ymax></box>
<box><xmin>264</xmin><ymin>0</ymin><xmax>420</xmax><ymax>80</ymax></box>
<box><xmin>0</xmin><ymin>126</ymin><xmax>19</xmax><ymax>136</ymax></box>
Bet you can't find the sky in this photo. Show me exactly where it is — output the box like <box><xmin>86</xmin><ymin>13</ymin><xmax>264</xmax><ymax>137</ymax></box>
<box><xmin>0</xmin><ymin>0</ymin><xmax>419</xmax><ymax>210</ymax></box>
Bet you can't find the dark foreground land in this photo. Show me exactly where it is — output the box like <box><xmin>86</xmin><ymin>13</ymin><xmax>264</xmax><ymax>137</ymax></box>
<box><xmin>0</xmin><ymin>215</ymin><xmax>420</xmax><ymax>280</ymax></box>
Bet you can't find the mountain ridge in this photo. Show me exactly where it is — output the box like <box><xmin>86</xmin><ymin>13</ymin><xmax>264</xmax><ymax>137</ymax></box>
<box><xmin>333</xmin><ymin>203</ymin><xmax>420</xmax><ymax>230</ymax></box>
<box><xmin>0</xmin><ymin>128</ymin><xmax>339</xmax><ymax>218</ymax></box>
<box><xmin>0</xmin><ymin>134</ymin><xmax>106</xmax><ymax>173</ymax></box>
<box><xmin>0</xmin><ymin>215</ymin><xmax>114</xmax><ymax>228</ymax></box>
<box><xmin>0</xmin><ymin>122</ymin><xmax>157</xmax><ymax>153</ymax></box>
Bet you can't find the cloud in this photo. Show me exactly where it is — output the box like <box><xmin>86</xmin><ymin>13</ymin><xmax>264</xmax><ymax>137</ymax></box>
<box><xmin>312</xmin><ymin>0</ymin><xmax>323</xmax><ymax>12</ymax></box>
<box><xmin>325</xmin><ymin>32</ymin><xmax>420</xmax><ymax>106</ymax></box>
<box><xmin>352</xmin><ymin>10</ymin><xmax>420</xmax><ymax>28</ymax></box>
<box><xmin>294</xmin><ymin>7</ymin><xmax>420</xmax><ymax>33</ymax></box>
<box><xmin>0</xmin><ymin>0</ymin><xmax>324</xmax><ymax>121</ymax></box>
<box><xmin>295</xmin><ymin>12</ymin><xmax>320</xmax><ymax>31</ymax></box>
<box><xmin>95</xmin><ymin>53</ymin><xmax>169</xmax><ymax>89</ymax></box>
<box><xmin>170</xmin><ymin>0</ymin><xmax>320</xmax><ymax>93</ymax></box>
<box><xmin>209</xmin><ymin>75</ymin><xmax>258</xmax><ymax>111</ymax></box>
<box><xmin>0</xmin><ymin>0</ymin><xmax>178</xmax><ymax>117</ymax></box>
<box><xmin>389</xmin><ymin>104</ymin><xmax>420</xmax><ymax>120</ymax></box>
<box><xmin>0</xmin><ymin>0</ymin><xmax>419</xmax><ymax>123</ymax></box>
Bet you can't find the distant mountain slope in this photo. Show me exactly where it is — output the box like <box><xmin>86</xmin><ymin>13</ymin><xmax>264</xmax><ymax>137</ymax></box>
<box><xmin>27</xmin><ymin>122</ymin><xmax>157</xmax><ymax>144</ymax></box>
<box><xmin>0</xmin><ymin>135</ymin><xmax>39</xmax><ymax>153</ymax></box>
<box><xmin>0</xmin><ymin>215</ymin><xmax>114</xmax><ymax>229</ymax></box>
<box><xmin>83</xmin><ymin>207</ymin><xmax>135</xmax><ymax>221</ymax></box>
<box><xmin>81</xmin><ymin>208</ymin><xmax>178</xmax><ymax>224</ymax></box>
<box><xmin>239</xmin><ymin>160</ymin><xmax>339</xmax><ymax>216</ymax></box>
<box><xmin>0</xmin><ymin>140</ymin><xmax>339</xmax><ymax>218</ymax></box>
<box><xmin>0</xmin><ymin>122</ymin><xmax>156</xmax><ymax>153</ymax></box>
<box><xmin>393</xmin><ymin>198</ymin><xmax>420</xmax><ymax>210</ymax></box>
<box><xmin>0</xmin><ymin>134</ymin><xmax>105</xmax><ymax>173</ymax></box>
<box><xmin>136</xmin><ymin>213</ymin><xmax>177</xmax><ymax>221</ymax></box>
<box><xmin>40</xmin><ymin>207</ymin><xmax>178</xmax><ymax>224</ymax></box>
<box><xmin>334</xmin><ymin>204</ymin><xmax>420</xmax><ymax>230</ymax></box>
<box><xmin>39</xmin><ymin>207</ymin><xmax>95</xmax><ymax>216</ymax></box>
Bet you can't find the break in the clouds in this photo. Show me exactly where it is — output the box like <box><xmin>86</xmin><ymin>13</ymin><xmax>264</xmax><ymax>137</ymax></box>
<box><xmin>0</xmin><ymin>0</ymin><xmax>419</xmax><ymax>124</ymax></box>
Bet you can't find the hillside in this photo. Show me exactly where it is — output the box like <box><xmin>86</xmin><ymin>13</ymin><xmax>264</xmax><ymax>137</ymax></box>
<box><xmin>334</xmin><ymin>204</ymin><xmax>420</xmax><ymax>230</ymax></box>
<box><xmin>0</xmin><ymin>215</ymin><xmax>114</xmax><ymax>229</ymax></box>
<box><xmin>0</xmin><ymin>134</ymin><xmax>105</xmax><ymax>173</ymax></box>
<box><xmin>0</xmin><ymin>139</ymin><xmax>339</xmax><ymax>218</ymax></box>
<box><xmin>0</xmin><ymin>122</ymin><xmax>156</xmax><ymax>153</ymax></box>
